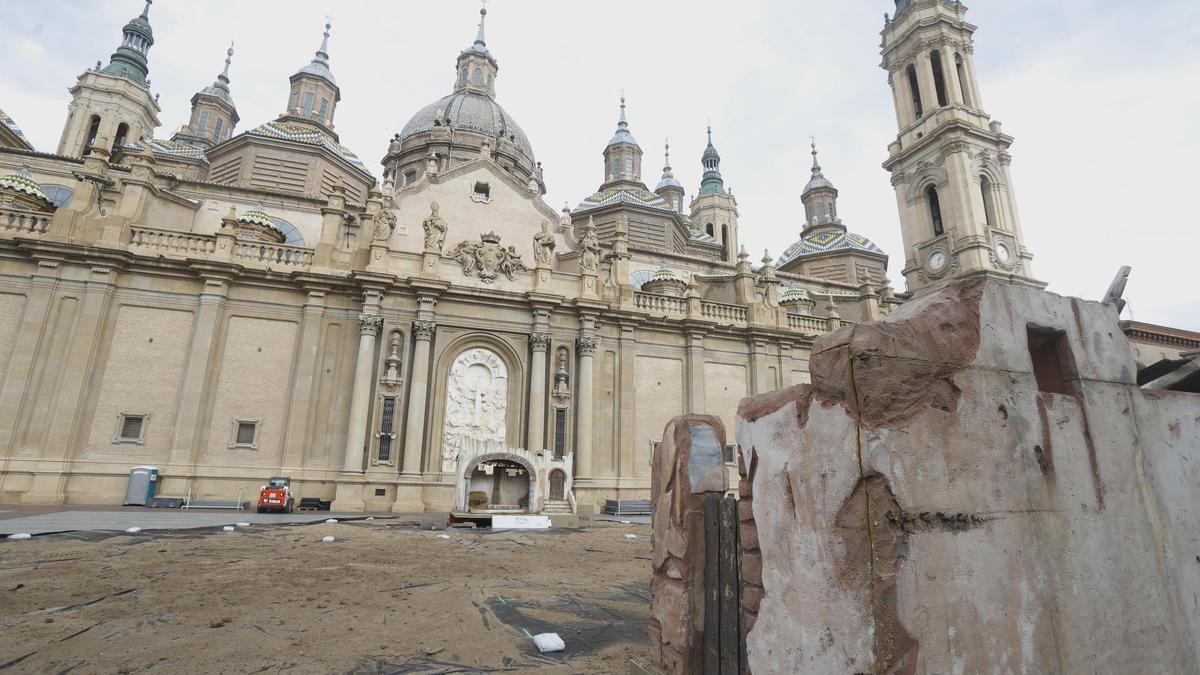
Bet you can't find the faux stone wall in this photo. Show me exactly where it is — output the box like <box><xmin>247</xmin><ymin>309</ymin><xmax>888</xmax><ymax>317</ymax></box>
<box><xmin>735</xmin><ymin>278</ymin><xmax>1200</xmax><ymax>673</ymax></box>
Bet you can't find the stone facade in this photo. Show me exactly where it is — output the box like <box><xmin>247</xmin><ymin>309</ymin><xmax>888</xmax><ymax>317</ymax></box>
<box><xmin>0</xmin><ymin>5</ymin><xmax>897</xmax><ymax>512</ymax></box>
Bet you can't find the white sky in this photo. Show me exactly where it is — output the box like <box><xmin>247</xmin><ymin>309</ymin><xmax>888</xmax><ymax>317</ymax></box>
<box><xmin>2</xmin><ymin>0</ymin><xmax>1196</xmax><ymax>330</ymax></box>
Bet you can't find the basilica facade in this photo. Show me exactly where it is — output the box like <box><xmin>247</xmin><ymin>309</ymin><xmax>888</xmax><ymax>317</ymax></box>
<box><xmin>0</xmin><ymin>1</ymin><xmax>1184</xmax><ymax>511</ymax></box>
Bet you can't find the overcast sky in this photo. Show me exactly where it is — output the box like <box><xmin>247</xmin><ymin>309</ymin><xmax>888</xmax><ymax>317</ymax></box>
<box><xmin>2</xmin><ymin>0</ymin><xmax>1196</xmax><ymax>330</ymax></box>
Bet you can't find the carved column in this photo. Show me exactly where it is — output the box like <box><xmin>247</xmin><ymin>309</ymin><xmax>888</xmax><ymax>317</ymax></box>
<box><xmin>915</xmin><ymin>50</ymin><xmax>938</xmax><ymax>115</ymax></box>
<box><xmin>526</xmin><ymin>332</ymin><xmax>551</xmax><ymax>454</ymax></box>
<box><xmin>686</xmin><ymin>332</ymin><xmax>706</xmax><ymax>414</ymax></box>
<box><xmin>943</xmin><ymin>45</ymin><xmax>965</xmax><ymax>106</ymax></box>
<box><xmin>342</xmin><ymin>311</ymin><xmax>383</xmax><ymax>473</ymax></box>
<box><xmin>575</xmin><ymin>333</ymin><xmax>598</xmax><ymax>479</ymax></box>
<box><xmin>401</xmin><ymin>320</ymin><xmax>436</xmax><ymax>475</ymax></box>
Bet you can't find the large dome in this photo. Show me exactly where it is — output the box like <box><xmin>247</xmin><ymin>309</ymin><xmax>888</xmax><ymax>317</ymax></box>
<box><xmin>399</xmin><ymin>91</ymin><xmax>535</xmax><ymax>167</ymax></box>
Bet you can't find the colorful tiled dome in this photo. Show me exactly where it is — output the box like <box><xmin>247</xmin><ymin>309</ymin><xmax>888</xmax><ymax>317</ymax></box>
<box><xmin>573</xmin><ymin>188</ymin><xmax>675</xmax><ymax>216</ymax></box>
<box><xmin>0</xmin><ymin>108</ymin><xmax>34</xmax><ymax>151</ymax></box>
<box><xmin>780</xmin><ymin>288</ymin><xmax>811</xmax><ymax>303</ymax></box>
<box><xmin>777</xmin><ymin>228</ymin><xmax>885</xmax><ymax>266</ymax></box>
<box><xmin>238</xmin><ymin>203</ymin><xmax>274</xmax><ymax>228</ymax></box>
<box><xmin>0</xmin><ymin>166</ymin><xmax>51</xmax><ymax>204</ymax></box>
<box><xmin>247</xmin><ymin>121</ymin><xmax>366</xmax><ymax>170</ymax></box>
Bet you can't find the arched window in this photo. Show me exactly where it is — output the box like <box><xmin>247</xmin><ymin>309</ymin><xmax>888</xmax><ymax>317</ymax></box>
<box><xmin>317</xmin><ymin>99</ymin><xmax>329</xmax><ymax>124</ymax></box>
<box><xmin>84</xmin><ymin>115</ymin><xmax>102</xmax><ymax>153</ymax></box>
<box><xmin>458</xmin><ymin>68</ymin><xmax>468</xmax><ymax>86</ymax></box>
<box><xmin>906</xmin><ymin>65</ymin><xmax>924</xmax><ymax>119</ymax></box>
<box><xmin>926</xmin><ymin>185</ymin><xmax>944</xmax><ymax>236</ymax></box>
<box><xmin>721</xmin><ymin>224</ymin><xmax>729</xmax><ymax>246</ymax></box>
<box><xmin>980</xmin><ymin>175</ymin><xmax>998</xmax><ymax>230</ymax></box>
<box><xmin>213</xmin><ymin>117</ymin><xmax>224</xmax><ymax>141</ymax></box>
<box><xmin>472</xmin><ymin>68</ymin><xmax>482</xmax><ymax>85</ymax></box>
<box><xmin>930</xmin><ymin>51</ymin><xmax>949</xmax><ymax>107</ymax></box>
<box><xmin>955</xmin><ymin>53</ymin><xmax>972</xmax><ymax>106</ymax></box>
<box><xmin>706</xmin><ymin>223</ymin><xmax>714</xmax><ymax>237</ymax></box>
<box><xmin>624</xmin><ymin>156</ymin><xmax>633</xmax><ymax>177</ymax></box>
<box><xmin>197</xmin><ymin>110</ymin><xmax>210</xmax><ymax>135</ymax></box>
<box><xmin>113</xmin><ymin>123</ymin><xmax>129</xmax><ymax>150</ymax></box>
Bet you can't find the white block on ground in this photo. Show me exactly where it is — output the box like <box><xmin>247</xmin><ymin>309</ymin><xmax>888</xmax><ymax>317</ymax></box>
<box><xmin>322</xmin><ymin>536</ymin><xmax>336</xmax><ymax>543</ymax></box>
<box><xmin>624</xmin><ymin>534</ymin><xmax>638</xmax><ymax>539</ymax></box>
<box><xmin>324</xmin><ymin>519</ymin><xmax>338</xmax><ymax>524</ymax></box>
<box><xmin>437</xmin><ymin>534</ymin><xmax>450</xmax><ymax>539</ymax></box>
<box><xmin>235</xmin><ymin>522</ymin><xmax>250</xmax><ymax>527</ymax></box>
<box><xmin>492</xmin><ymin>515</ymin><xmax>551</xmax><ymax>530</ymax></box>
<box><xmin>533</xmin><ymin>633</ymin><xmax>566</xmax><ymax>653</ymax></box>
<box><xmin>125</xmin><ymin>527</ymin><xmax>141</xmax><ymax>533</ymax></box>
<box><xmin>222</xmin><ymin>526</ymin><xmax>235</xmax><ymax>532</ymax></box>
<box><xmin>7</xmin><ymin>533</ymin><xmax>31</xmax><ymax>540</ymax></box>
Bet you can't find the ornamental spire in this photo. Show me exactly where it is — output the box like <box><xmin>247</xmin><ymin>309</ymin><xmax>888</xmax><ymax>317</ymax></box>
<box><xmin>810</xmin><ymin>136</ymin><xmax>823</xmax><ymax>177</ymax></box>
<box><xmin>141</xmin><ymin>0</ymin><xmax>152</xmax><ymax>19</ymax></box>
<box><xmin>316</xmin><ymin>20</ymin><xmax>331</xmax><ymax>63</ymax></box>
<box><xmin>475</xmin><ymin>2</ymin><xmax>488</xmax><ymax>48</ymax></box>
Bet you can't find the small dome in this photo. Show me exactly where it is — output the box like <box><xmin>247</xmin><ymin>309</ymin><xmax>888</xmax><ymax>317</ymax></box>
<box><xmin>780</xmin><ymin>288</ymin><xmax>811</xmax><ymax>303</ymax></box>
<box><xmin>247</xmin><ymin>121</ymin><xmax>366</xmax><ymax>170</ymax></box>
<box><xmin>650</xmin><ymin>266</ymin><xmax>681</xmax><ymax>283</ymax></box>
<box><xmin>0</xmin><ymin>166</ymin><xmax>51</xmax><ymax>204</ymax></box>
<box><xmin>238</xmin><ymin>203</ymin><xmax>274</xmax><ymax>228</ymax></box>
<box><xmin>399</xmin><ymin>91</ymin><xmax>535</xmax><ymax>167</ymax></box>
<box><xmin>777</xmin><ymin>228</ymin><xmax>886</xmax><ymax>267</ymax></box>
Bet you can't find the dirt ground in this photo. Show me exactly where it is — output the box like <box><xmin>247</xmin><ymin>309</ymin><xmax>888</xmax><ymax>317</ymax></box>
<box><xmin>0</xmin><ymin>519</ymin><xmax>654</xmax><ymax>674</ymax></box>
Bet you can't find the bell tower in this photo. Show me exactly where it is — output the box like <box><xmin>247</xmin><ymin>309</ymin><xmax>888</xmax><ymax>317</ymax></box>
<box><xmin>880</xmin><ymin>0</ymin><xmax>1041</xmax><ymax>291</ymax></box>
<box><xmin>689</xmin><ymin>127</ymin><xmax>739</xmax><ymax>263</ymax></box>
<box><xmin>57</xmin><ymin>0</ymin><xmax>161</xmax><ymax>157</ymax></box>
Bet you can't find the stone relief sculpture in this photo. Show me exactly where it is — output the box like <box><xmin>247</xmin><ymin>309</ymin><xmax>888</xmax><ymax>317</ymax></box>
<box><xmin>553</xmin><ymin>346</ymin><xmax>571</xmax><ymax>401</ymax></box>
<box><xmin>534</xmin><ymin>221</ymin><xmax>556</xmax><ymax>266</ymax></box>
<box><xmin>579</xmin><ymin>217</ymin><xmax>602</xmax><ymax>273</ymax></box>
<box><xmin>371</xmin><ymin>206</ymin><xmax>397</xmax><ymax>242</ymax></box>
<box><xmin>442</xmin><ymin>348</ymin><xmax>509</xmax><ymax>472</ymax></box>
<box><xmin>422</xmin><ymin>201</ymin><xmax>447</xmax><ymax>253</ymax></box>
<box><xmin>448</xmin><ymin>232</ymin><xmax>528</xmax><ymax>283</ymax></box>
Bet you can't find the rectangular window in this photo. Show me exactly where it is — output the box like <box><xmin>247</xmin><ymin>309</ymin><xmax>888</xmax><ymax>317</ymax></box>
<box><xmin>197</xmin><ymin>110</ymin><xmax>209</xmax><ymax>135</ymax></box>
<box><xmin>317</xmin><ymin>99</ymin><xmax>329</xmax><ymax>124</ymax></box>
<box><xmin>724</xmin><ymin>444</ymin><xmax>737</xmax><ymax>464</ymax></box>
<box><xmin>554</xmin><ymin>409</ymin><xmax>567</xmax><ymax>459</ymax></box>
<box><xmin>114</xmin><ymin>413</ymin><xmax>147</xmax><ymax>444</ymax></box>
<box><xmin>404</xmin><ymin>170</ymin><xmax>417</xmax><ymax>186</ymax></box>
<box><xmin>289</xmin><ymin>91</ymin><xmax>299</xmax><ymax>112</ymax></box>
<box><xmin>472</xmin><ymin>182</ymin><xmax>491</xmax><ymax>202</ymax></box>
<box><xmin>378</xmin><ymin>397</ymin><xmax>397</xmax><ymax>462</ymax></box>
<box><xmin>213</xmin><ymin>117</ymin><xmax>224</xmax><ymax>141</ymax></box>
<box><xmin>301</xmin><ymin>92</ymin><xmax>315</xmax><ymax>119</ymax></box>
<box><xmin>231</xmin><ymin>419</ymin><xmax>260</xmax><ymax>449</ymax></box>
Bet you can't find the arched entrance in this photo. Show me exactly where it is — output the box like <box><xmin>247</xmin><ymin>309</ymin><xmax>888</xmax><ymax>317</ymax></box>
<box><xmin>549</xmin><ymin>469</ymin><xmax>566</xmax><ymax>501</ymax></box>
<box><xmin>462</xmin><ymin>452</ymin><xmax>535</xmax><ymax>513</ymax></box>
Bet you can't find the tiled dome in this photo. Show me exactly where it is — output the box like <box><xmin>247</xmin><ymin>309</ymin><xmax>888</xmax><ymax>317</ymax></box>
<box><xmin>777</xmin><ymin>228</ymin><xmax>885</xmax><ymax>266</ymax></box>
<box><xmin>399</xmin><ymin>91</ymin><xmax>535</xmax><ymax>167</ymax></box>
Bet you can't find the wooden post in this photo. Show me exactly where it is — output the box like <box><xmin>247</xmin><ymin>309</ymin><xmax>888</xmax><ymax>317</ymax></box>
<box><xmin>704</xmin><ymin>493</ymin><xmax>721</xmax><ymax>674</ymax></box>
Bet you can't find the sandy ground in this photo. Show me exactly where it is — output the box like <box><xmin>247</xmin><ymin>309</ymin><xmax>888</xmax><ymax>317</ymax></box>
<box><xmin>0</xmin><ymin>519</ymin><xmax>653</xmax><ymax>674</ymax></box>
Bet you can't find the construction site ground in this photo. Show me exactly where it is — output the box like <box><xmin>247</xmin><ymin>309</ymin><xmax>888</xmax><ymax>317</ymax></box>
<box><xmin>0</xmin><ymin>516</ymin><xmax>653</xmax><ymax>673</ymax></box>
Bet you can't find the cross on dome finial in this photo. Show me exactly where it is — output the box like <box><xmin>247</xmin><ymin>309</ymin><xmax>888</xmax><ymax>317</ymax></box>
<box><xmin>220</xmin><ymin>41</ymin><xmax>234</xmax><ymax>80</ymax></box>
<box><xmin>475</xmin><ymin>1</ymin><xmax>488</xmax><ymax>47</ymax></box>
<box><xmin>810</xmin><ymin>136</ymin><xmax>823</xmax><ymax>175</ymax></box>
<box><xmin>618</xmin><ymin>92</ymin><xmax>628</xmax><ymax>127</ymax></box>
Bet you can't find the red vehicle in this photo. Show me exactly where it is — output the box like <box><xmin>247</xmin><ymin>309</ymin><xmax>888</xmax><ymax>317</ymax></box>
<box><xmin>257</xmin><ymin>477</ymin><xmax>295</xmax><ymax>513</ymax></box>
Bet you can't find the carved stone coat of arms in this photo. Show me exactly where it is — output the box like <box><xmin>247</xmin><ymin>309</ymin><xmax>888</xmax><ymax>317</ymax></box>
<box><xmin>448</xmin><ymin>231</ymin><xmax>527</xmax><ymax>283</ymax></box>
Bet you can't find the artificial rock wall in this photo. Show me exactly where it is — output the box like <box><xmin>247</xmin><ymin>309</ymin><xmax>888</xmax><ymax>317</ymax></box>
<box><xmin>735</xmin><ymin>277</ymin><xmax>1200</xmax><ymax>673</ymax></box>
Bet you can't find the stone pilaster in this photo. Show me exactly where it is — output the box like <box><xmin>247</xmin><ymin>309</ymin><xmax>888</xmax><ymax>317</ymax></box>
<box><xmin>281</xmin><ymin>287</ymin><xmax>329</xmax><ymax>469</ymax></box>
<box><xmin>342</xmin><ymin>309</ymin><xmax>383</xmax><ymax>473</ymax></box>
<box><xmin>575</xmin><ymin>330</ymin><xmax>598</xmax><ymax>480</ymax></box>
<box><xmin>0</xmin><ymin>259</ymin><xmax>61</xmax><ymax>459</ymax></box>
<box><xmin>526</xmin><ymin>331</ymin><xmax>551</xmax><ymax>454</ymax></box>
<box><xmin>686</xmin><ymin>332</ymin><xmax>706</xmax><ymax>414</ymax></box>
<box><xmin>401</xmin><ymin>320</ymin><xmax>436</xmax><ymax>476</ymax></box>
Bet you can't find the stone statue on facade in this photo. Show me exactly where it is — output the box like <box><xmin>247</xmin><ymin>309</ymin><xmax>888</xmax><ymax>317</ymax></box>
<box><xmin>422</xmin><ymin>201</ymin><xmax>447</xmax><ymax>253</ymax></box>
<box><xmin>426</xmin><ymin>152</ymin><xmax>439</xmax><ymax>177</ymax></box>
<box><xmin>372</xmin><ymin>207</ymin><xmax>397</xmax><ymax>242</ymax></box>
<box><xmin>534</xmin><ymin>220</ymin><xmax>556</xmax><ymax>266</ymax></box>
<box><xmin>578</xmin><ymin>218</ymin><xmax>602</xmax><ymax>273</ymax></box>
<box><xmin>387</xmin><ymin>133</ymin><xmax>402</xmax><ymax>156</ymax></box>
<box><xmin>448</xmin><ymin>232</ymin><xmax>528</xmax><ymax>283</ymax></box>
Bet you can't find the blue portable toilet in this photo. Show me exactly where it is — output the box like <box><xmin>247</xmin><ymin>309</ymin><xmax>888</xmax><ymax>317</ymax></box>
<box><xmin>124</xmin><ymin>466</ymin><xmax>159</xmax><ymax>506</ymax></box>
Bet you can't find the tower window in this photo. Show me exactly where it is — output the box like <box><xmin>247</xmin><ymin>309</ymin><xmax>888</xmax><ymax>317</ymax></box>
<box><xmin>213</xmin><ymin>117</ymin><xmax>224</xmax><ymax>141</ymax></box>
<box><xmin>318</xmin><ymin>99</ymin><xmax>329</xmax><ymax>124</ymax></box>
<box><xmin>472</xmin><ymin>67</ymin><xmax>482</xmax><ymax>85</ymax></box>
<box><xmin>906</xmin><ymin>65</ymin><xmax>924</xmax><ymax>119</ymax></box>
<box><xmin>926</xmin><ymin>185</ymin><xmax>944</xmax><ymax>236</ymax></box>
<box><xmin>624</xmin><ymin>156</ymin><xmax>633</xmax><ymax>177</ymax></box>
<box><xmin>955</xmin><ymin>53</ymin><xmax>972</xmax><ymax>107</ymax></box>
<box><xmin>197</xmin><ymin>110</ymin><xmax>210</xmax><ymax>135</ymax></box>
<box><xmin>84</xmin><ymin>115</ymin><xmax>101</xmax><ymax>154</ymax></box>
<box><xmin>980</xmin><ymin>175</ymin><xmax>998</xmax><ymax>229</ymax></box>
<box><xmin>459</xmin><ymin>68</ymin><xmax>468</xmax><ymax>86</ymax></box>
<box><xmin>404</xmin><ymin>170</ymin><xmax>417</xmax><ymax>185</ymax></box>
<box><xmin>289</xmin><ymin>91</ymin><xmax>299</xmax><ymax>113</ymax></box>
<box><xmin>706</xmin><ymin>223</ymin><xmax>714</xmax><ymax>237</ymax></box>
<box><xmin>301</xmin><ymin>92</ymin><xmax>315</xmax><ymax>119</ymax></box>
<box><xmin>113</xmin><ymin>123</ymin><xmax>129</xmax><ymax>150</ymax></box>
<box><xmin>721</xmin><ymin>224</ymin><xmax>729</xmax><ymax>246</ymax></box>
<box><xmin>930</xmin><ymin>50</ymin><xmax>949</xmax><ymax>107</ymax></box>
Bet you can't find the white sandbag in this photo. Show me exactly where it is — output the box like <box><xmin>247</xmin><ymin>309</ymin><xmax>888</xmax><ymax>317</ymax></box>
<box><xmin>437</xmin><ymin>534</ymin><xmax>450</xmax><ymax>539</ymax></box>
<box><xmin>624</xmin><ymin>533</ymin><xmax>638</xmax><ymax>540</ymax></box>
<box><xmin>324</xmin><ymin>518</ymin><xmax>338</xmax><ymax>524</ymax></box>
<box><xmin>322</xmin><ymin>535</ymin><xmax>336</xmax><ymax>543</ymax></box>
<box><xmin>235</xmin><ymin>522</ymin><xmax>250</xmax><ymax>527</ymax></box>
<box><xmin>222</xmin><ymin>525</ymin><xmax>235</xmax><ymax>532</ymax></box>
<box><xmin>6</xmin><ymin>533</ymin><xmax>31</xmax><ymax>540</ymax></box>
<box><xmin>125</xmin><ymin>527</ymin><xmax>142</xmax><ymax>533</ymax></box>
<box><xmin>532</xmin><ymin>632</ymin><xmax>565</xmax><ymax>653</ymax></box>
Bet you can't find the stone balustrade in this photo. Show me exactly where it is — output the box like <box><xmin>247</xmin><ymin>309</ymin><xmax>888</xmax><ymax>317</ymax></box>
<box><xmin>129</xmin><ymin>226</ymin><xmax>217</xmax><ymax>255</ymax></box>
<box><xmin>787</xmin><ymin>314</ymin><xmax>828</xmax><ymax>334</ymax></box>
<box><xmin>0</xmin><ymin>208</ymin><xmax>52</xmax><ymax>236</ymax></box>
<box><xmin>233</xmin><ymin>240</ymin><xmax>314</xmax><ymax>268</ymax></box>
<box><xmin>700</xmin><ymin>301</ymin><xmax>748</xmax><ymax>324</ymax></box>
<box><xmin>634</xmin><ymin>291</ymin><xmax>687</xmax><ymax>316</ymax></box>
